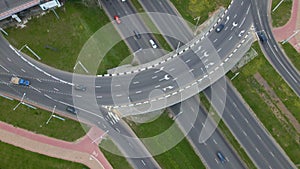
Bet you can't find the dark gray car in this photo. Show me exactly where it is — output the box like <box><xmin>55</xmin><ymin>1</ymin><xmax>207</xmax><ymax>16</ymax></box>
<box><xmin>66</xmin><ymin>106</ymin><xmax>78</xmax><ymax>114</ymax></box>
<box><xmin>133</xmin><ymin>30</ymin><xmax>141</xmax><ymax>39</ymax></box>
<box><xmin>74</xmin><ymin>84</ymin><xmax>87</xmax><ymax>91</ymax></box>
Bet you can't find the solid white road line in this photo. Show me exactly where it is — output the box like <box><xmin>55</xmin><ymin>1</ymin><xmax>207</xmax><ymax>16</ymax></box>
<box><xmin>0</xmin><ymin>64</ymin><xmax>9</xmax><ymax>72</ymax></box>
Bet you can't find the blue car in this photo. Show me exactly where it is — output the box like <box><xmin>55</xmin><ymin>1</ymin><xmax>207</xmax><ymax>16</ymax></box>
<box><xmin>215</xmin><ymin>24</ymin><xmax>225</xmax><ymax>33</ymax></box>
<box><xmin>217</xmin><ymin>151</ymin><xmax>226</xmax><ymax>163</ymax></box>
<box><xmin>18</xmin><ymin>78</ymin><xmax>30</xmax><ymax>86</ymax></box>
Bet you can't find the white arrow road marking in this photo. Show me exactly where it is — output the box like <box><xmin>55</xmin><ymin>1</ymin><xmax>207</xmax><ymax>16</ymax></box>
<box><xmin>162</xmin><ymin>86</ymin><xmax>174</xmax><ymax>91</ymax></box>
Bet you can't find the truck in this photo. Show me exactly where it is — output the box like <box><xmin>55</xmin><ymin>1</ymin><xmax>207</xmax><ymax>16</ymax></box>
<box><xmin>10</xmin><ymin>77</ymin><xmax>30</xmax><ymax>86</ymax></box>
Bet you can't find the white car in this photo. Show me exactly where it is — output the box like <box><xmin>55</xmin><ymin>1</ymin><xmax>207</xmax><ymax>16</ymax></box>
<box><xmin>149</xmin><ymin>39</ymin><xmax>157</xmax><ymax>49</ymax></box>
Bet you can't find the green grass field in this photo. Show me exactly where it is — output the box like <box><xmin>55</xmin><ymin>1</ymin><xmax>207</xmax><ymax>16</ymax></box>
<box><xmin>281</xmin><ymin>43</ymin><xmax>300</xmax><ymax>71</ymax></box>
<box><xmin>230</xmin><ymin>42</ymin><xmax>300</xmax><ymax>165</ymax></box>
<box><xmin>5</xmin><ymin>1</ymin><xmax>130</xmax><ymax>75</ymax></box>
<box><xmin>271</xmin><ymin>0</ymin><xmax>293</xmax><ymax>27</ymax></box>
<box><xmin>0</xmin><ymin>97</ymin><xmax>87</xmax><ymax>141</ymax></box>
<box><xmin>130</xmin><ymin>112</ymin><xmax>205</xmax><ymax>169</ymax></box>
<box><xmin>99</xmin><ymin>139</ymin><xmax>133</xmax><ymax>169</ymax></box>
<box><xmin>0</xmin><ymin>141</ymin><xmax>87</xmax><ymax>169</ymax></box>
<box><xmin>170</xmin><ymin>0</ymin><xmax>231</xmax><ymax>27</ymax></box>
<box><xmin>240</xmin><ymin>43</ymin><xmax>300</xmax><ymax>123</ymax></box>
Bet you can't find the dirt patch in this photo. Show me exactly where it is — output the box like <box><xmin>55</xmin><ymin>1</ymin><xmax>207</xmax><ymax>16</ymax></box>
<box><xmin>253</xmin><ymin>72</ymin><xmax>300</xmax><ymax>142</ymax></box>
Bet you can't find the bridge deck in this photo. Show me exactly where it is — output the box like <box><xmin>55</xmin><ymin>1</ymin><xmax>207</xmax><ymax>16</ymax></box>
<box><xmin>0</xmin><ymin>0</ymin><xmax>40</xmax><ymax>21</ymax></box>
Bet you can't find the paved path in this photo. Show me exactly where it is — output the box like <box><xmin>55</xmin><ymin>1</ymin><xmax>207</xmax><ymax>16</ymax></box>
<box><xmin>272</xmin><ymin>0</ymin><xmax>300</xmax><ymax>52</ymax></box>
<box><xmin>0</xmin><ymin>121</ymin><xmax>113</xmax><ymax>169</ymax></box>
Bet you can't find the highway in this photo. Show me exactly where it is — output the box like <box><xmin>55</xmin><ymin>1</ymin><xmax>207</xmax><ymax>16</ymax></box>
<box><xmin>0</xmin><ymin>37</ymin><xmax>160</xmax><ymax>169</ymax></box>
<box><xmin>102</xmin><ymin>1</ymin><xmax>245</xmax><ymax>168</ymax></box>
<box><xmin>0</xmin><ymin>0</ymin><xmax>290</xmax><ymax>168</ymax></box>
<box><xmin>138</xmin><ymin>0</ymin><xmax>193</xmax><ymax>48</ymax></box>
<box><xmin>0</xmin><ymin>0</ymin><xmax>254</xmax><ymax>117</ymax></box>
<box><xmin>10</xmin><ymin>0</ymin><xmax>255</xmax><ymax>116</ymax></box>
<box><xmin>100</xmin><ymin>0</ymin><xmax>166</xmax><ymax>63</ymax></box>
<box><xmin>170</xmin><ymin>95</ymin><xmax>246</xmax><ymax>169</ymax></box>
<box><xmin>139</xmin><ymin>0</ymin><xmax>247</xmax><ymax>168</ymax></box>
<box><xmin>205</xmin><ymin>79</ymin><xmax>296</xmax><ymax>169</ymax></box>
<box><xmin>140</xmin><ymin>0</ymin><xmax>296</xmax><ymax>169</ymax></box>
<box><xmin>0</xmin><ymin>0</ymin><xmax>253</xmax><ymax>167</ymax></box>
<box><xmin>251</xmin><ymin>0</ymin><xmax>300</xmax><ymax>97</ymax></box>
<box><xmin>100</xmin><ymin>0</ymin><xmax>170</xmax><ymax>167</ymax></box>
<box><xmin>0</xmin><ymin>17</ymin><xmax>252</xmax><ymax>117</ymax></box>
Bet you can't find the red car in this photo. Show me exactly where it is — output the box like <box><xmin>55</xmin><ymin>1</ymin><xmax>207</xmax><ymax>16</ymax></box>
<box><xmin>114</xmin><ymin>15</ymin><xmax>121</xmax><ymax>24</ymax></box>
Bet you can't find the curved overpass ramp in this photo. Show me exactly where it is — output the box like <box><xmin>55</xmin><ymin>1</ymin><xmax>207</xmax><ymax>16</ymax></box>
<box><xmin>0</xmin><ymin>0</ymin><xmax>254</xmax><ymax>117</ymax></box>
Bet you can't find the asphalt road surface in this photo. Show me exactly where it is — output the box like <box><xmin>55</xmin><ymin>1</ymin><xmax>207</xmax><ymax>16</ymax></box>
<box><xmin>205</xmin><ymin>79</ymin><xmax>296</xmax><ymax>169</ymax></box>
<box><xmin>169</xmin><ymin>95</ymin><xmax>246</xmax><ymax>169</ymax></box>
<box><xmin>0</xmin><ymin>0</ymin><xmax>270</xmax><ymax>168</ymax></box>
<box><xmin>0</xmin><ymin>37</ymin><xmax>160</xmax><ymax>169</ymax></box>
<box><xmin>141</xmin><ymin>0</ymin><xmax>296</xmax><ymax>169</ymax></box>
<box><xmin>139</xmin><ymin>0</ymin><xmax>248</xmax><ymax>168</ymax></box>
<box><xmin>251</xmin><ymin>0</ymin><xmax>300</xmax><ymax>97</ymax></box>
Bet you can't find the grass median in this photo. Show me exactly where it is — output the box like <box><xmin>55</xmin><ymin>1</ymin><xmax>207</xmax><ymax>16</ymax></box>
<box><xmin>130</xmin><ymin>0</ymin><xmax>173</xmax><ymax>51</ymax></box>
<box><xmin>0</xmin><ymin>141</ymin><xmax>87</xmax><ymax>169</ymax></box>
<box><xmin>199</xmin><ymin>93</ymin><xmax>257</xmax><ymax>169</ymax></box>
<box><xmin>170</xmin><ymin>0</ymin><xmax>231</xmax><ymax>27</ymax></box>
<box><xmin>99</xmin><ymin>139</ymin><xmax>133</xmax><ymax>169</ymax></box>
<box><xmin>271</xmin><ymin>0</ymin><xmax>293</xmax><ymax>27</ymax></box>
<box><xmin>281</xmin><ymin>42</ymin><xmax>300</xmax><ymax>71</ymax></box>
<box><xmin>230</xmin><ymin>42</ymin><xmax>300</xmax><ymax>165</ymax></box>
<box><xmin>0</xmin><ymin>97</ymin><xmax>86</xmax><ymax>142</ymax></box>
<box><xmin>129</xmin><ymin>112</ymin><xmax>205</xmax><ymax>169</ymax></box>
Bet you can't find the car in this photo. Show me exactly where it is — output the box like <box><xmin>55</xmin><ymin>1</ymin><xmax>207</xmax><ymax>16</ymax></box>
<box><xmin>216</xmin><ymin>151</ymin><xmax>226</xmax><ymax>163</ymax></box>
<box><xmin>10</xmin><ymin>77</ymin><xmax>30</xmax><ymax>86</ymax></box>
<box><xmin>215</xmin><ymin>24</ymin><xmax>224</xmax><ymax>33</ymax></box>
<box><xmin>149</xmin><ymin>39</ymin><xmax>157</xmax><ymax>48</ymax></box>
<box><xmin>74</xmin><ymin>84</ymin><xmax>86</xmax><ymax>91</ymax></box>
<box><xmin>66</xmin><ymin>106</ymin><xmax>78</xmax><ymax>114</ymax></box>
<box><xmin>114</xmin><ymin>15</ymin><xmax>121</xmax><ymax>24</ymax></box>
<box><xmin>133</xmin><ymin>30</ymin><xmax>141</xmax><ymax>39</ymax></box>
<box><xmin>19</xmin><ymin>79</ymin><xmax>30</xmax><ymax>86</ymax></box>
<box><xmin>257</xmin><ymin>31</ymin><xmax>267</xmax><ymax>43</ymax></box>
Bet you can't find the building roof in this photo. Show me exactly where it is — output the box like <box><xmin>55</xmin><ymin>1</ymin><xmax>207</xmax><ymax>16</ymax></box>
<box><xmin>0</xmin><ymin>0</ymin><xmax>40</xmax><ymax>20</ymax></box>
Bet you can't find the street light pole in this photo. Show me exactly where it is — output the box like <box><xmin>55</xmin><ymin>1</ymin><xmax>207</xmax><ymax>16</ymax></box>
<box><xmin>13</xmin><ymin>93</ymin><xmax>26</xmax><ymax>111</ymax></box>
<box><xmin>194</xmin><ymin>16</ymin><xmax>201</xmax><ymax>35</ymax></box>
<box><xmin>97</xmin><ymin>0</ymin><xmax>102</xmax><ymax>9</ymax></box>
<box><xmin>46</xmin><ymin>106</ymin><xmax>56</xmax><ymax>124</ymax></box>
<box><xmin>0</xmin><ymin>27</ymin><xmax>8</xmax><ymax>36</ymax></box>
<box><xmin>18</xmin><ymin>44</ymin><xmax>27</xmax><ymax>52</ymax></box>
<box><xmin>51</xmin><ymin>9</ymin><xmax>60</xmax><ymax>19</ymax></box>
<box><xmin>173</xmin><ymin>111</ymin><xmax>183</xmax><ymax>119</ymax></box>
<box><xmin>230</xmin><ymin>72</ymin><xmax>240</xmax><ymax>80</ymax></box>
<box><xmin>19</xmin><ymin>44</ymin><xmax>42</xmax><ymax>60</ymax></box>
<box><xmin>282</xmin><ymin>29</ymin><xmax>300</xmax><ymax>44</ymax></box>
<box><xmin>92</xmin><ymin>130</ymin><xmax>109</xmax><ymax>144</ymax></box>
<box><xmin>272</xmin><ymin>0</ymin><xmax>285</xmax><ymax>12</ymax></box>
<box><xmin>25</xmin><ymin>45</ymin><xmax>41</xmax><ymax>60</ymax></box>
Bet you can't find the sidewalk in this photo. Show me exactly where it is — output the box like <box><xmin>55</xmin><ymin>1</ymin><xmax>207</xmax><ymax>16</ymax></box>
<box><xmin>0</xmin><ymin>121</ymin><xmax>113</xmax><ymax>169</ymax></box>
<box><xmin>272</xmin><ymin>0</ymin><xmax>300</xmax><ymax>52</ymax></box>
